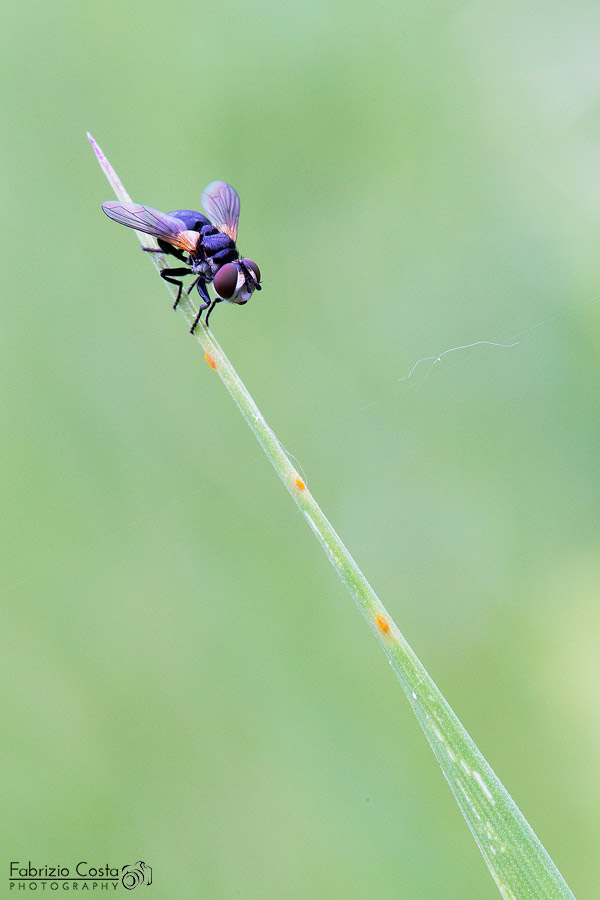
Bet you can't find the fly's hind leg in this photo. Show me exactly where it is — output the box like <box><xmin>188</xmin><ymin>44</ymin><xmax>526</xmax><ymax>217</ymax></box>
<box><xmin>141</xmin><ymin>240</ymin><xmax>188</xmax><ymax>264</ymax></box>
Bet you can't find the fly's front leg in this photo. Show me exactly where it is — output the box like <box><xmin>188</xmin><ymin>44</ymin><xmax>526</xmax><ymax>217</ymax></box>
<box><xmin>204</xmin><ymin>297</ymin><xmax>223</xmax><ymax>328</ymax></box>
<box><xmin>158</xmin><ymin>267</ymin><xmax>193</xmax><ymax>309</ymax></box>
<box><xmin>190</xmin><ymin>279</ymin><xmax>212</xmax><ymax>333</ymax></box>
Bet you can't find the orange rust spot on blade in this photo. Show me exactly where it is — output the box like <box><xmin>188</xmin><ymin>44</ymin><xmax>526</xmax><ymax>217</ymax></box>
<box><xmin>376</xmin><ymin>614</ymin><xmax>390</xmax><ymax>634</ymax></box>
<box><xmin>205</xmin><ymin>353</ymin><xmax>217</xmax><ymax>370</ymax></box>
<box><xmin>295</xmin><ymin>477</ymin><xmax>306</xmax><ymax>491</ymax></box>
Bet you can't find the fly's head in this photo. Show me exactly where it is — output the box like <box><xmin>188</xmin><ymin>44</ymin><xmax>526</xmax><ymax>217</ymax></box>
<box><xmin>213</xmin><ymin>258</ymin><xmax>261</xmax><ymax>305</ymax></box>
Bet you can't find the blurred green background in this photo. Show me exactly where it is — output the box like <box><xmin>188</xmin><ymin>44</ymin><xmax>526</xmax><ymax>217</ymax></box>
<box><xmin>2</xmin><ymin>0</ymin><xmax>599</xmax><ymax>897</ymax></box>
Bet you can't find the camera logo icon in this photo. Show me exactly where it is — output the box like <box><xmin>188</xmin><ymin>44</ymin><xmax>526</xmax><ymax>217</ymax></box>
<box><xmin>121</xmin><ymin>861</ymin><xmax>152</xmax><ymax>890</ymax></box>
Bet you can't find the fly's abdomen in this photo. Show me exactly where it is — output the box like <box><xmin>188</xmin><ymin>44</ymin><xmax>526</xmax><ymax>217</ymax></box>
<box><xmin>168</xmin><ymin>209</ymin><xmax>211</xmax><ymax>231</ymax></box>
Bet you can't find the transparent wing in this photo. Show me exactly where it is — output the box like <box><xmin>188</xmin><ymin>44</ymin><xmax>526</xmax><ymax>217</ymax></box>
<box><xmin>201</xmin><ymin>181</ymin><xmax>240</xmax><ymax>242</ymax></box>
<box><xmin>102</xmin><ymin>202</ymin><xmax>198</xmax><ymax>252</ymax></box>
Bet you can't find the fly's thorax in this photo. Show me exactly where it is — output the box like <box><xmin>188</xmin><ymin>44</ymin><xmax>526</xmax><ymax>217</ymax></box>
<box><xmin>190</xmin><ymin>258</ymin><xmax>215</xmax><ymax>279</ymax></box>
<box><xmin>201</xmin><ymin>230</ymin><xmax>238</xmax><ymax>259</ymax></box>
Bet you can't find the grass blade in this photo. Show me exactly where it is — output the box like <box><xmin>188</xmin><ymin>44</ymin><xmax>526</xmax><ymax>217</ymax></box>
<box><xmin>88</xmin><ymin>133</ymin><xmax>576</xmax><ymax>900</ymax></box>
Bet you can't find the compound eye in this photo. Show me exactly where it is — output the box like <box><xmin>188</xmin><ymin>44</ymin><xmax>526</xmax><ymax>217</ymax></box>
<box><xmin>214</xmin><ymin>263</ymin><xmax>239</xmax><ymax>299</ymax></box>
<box><xmin>243</xmin><ymin>258</ymin><xmax>261</xmax><ymax>283</ymax></box>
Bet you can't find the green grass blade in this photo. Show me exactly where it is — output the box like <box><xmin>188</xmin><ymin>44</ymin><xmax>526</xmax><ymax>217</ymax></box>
<box><xmin>89</xmin><ymin>132</ymin><xmax>576</xmax><ymax>900</ymax></box>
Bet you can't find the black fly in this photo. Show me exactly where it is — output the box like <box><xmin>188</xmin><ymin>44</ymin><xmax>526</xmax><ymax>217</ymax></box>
<box><xmin>102</xmin><ymin>181</ymin><xmax>261</xmax><ymax>332</ymax></box>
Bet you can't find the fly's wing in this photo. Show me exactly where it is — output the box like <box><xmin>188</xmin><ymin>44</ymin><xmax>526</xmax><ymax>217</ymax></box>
<box><xmin>102</xmin><ymin>202</ymin><xmax>199</xmax><ymax>253</ymax></box>
<box><xmin>201</xmin><ymin>182</ymin><xmax>240</xmax><ymax>242</ymax></box>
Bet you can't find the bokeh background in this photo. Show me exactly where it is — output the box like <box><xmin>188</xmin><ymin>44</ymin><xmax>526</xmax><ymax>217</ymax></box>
<box><xmin>2</xmin><ymin>0</ymin><xmax>599</xmax><ymax>897</ymax></box>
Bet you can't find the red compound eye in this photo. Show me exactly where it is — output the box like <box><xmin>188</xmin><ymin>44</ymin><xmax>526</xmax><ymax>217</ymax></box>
<box><xmin>242</xmin><ymin>258</ymin><xmax>261</xmax><ymax>283</ymax></box>
<box><xmin>213</xmin><ymin>263</ymin><xmax>239</xmax><ymax>299</ymax></box>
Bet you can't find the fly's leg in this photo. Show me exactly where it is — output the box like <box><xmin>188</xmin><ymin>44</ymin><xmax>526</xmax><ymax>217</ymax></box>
<box><xmin>190</xmin><ymin>279</ymin><xmax>213</xmax><ymax>333</ymax></box>
<box><xmin>142</xmin><ymin>240</ymin><xmax>188</xmax><ymax>264</ymax></box>
<box><xmin>204</xmin><ymin>297</ymin><xmax>223</xmax><ymax>328</ymax></box>
<box><xmin>158</xmin><ymin>267</ymin><xmax>193</xmax><ymax>309</ymax></box>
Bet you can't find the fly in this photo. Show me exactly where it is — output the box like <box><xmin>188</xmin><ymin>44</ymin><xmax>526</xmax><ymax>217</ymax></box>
<box><xmin>102</xmin><ymin>181</ymin><xmax>261</xmax><ymax>332</ymax></box>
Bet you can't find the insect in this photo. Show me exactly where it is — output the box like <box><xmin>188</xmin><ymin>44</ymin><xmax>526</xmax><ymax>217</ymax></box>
<box><xmin>102</xmin><ymin>181</ymin><xmax>261</xmax><ymax>332</ymax></box>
